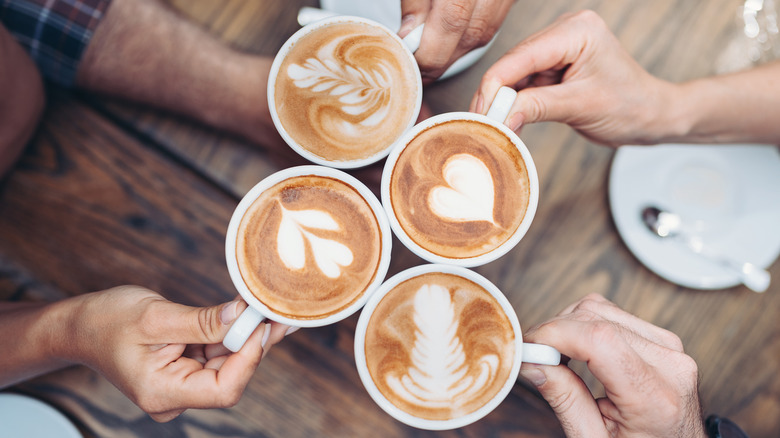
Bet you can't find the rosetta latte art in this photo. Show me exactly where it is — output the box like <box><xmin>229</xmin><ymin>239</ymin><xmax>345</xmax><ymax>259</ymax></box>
<box><xmin>385</xmin><ymin>284</ymin><xmax>499</xmax><ymax>409</ymax></box>
<box><xmin>287</xmin><ymin>52</ymin><xmax>392</xmax><ymax>128</ymax></box>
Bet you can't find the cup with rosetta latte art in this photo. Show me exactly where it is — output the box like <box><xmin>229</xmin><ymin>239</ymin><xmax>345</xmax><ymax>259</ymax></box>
<box><xmin>355</xmin><ymin>264</ymin><xmax>560</xmax><ymax>430</ymax></box>
<box><xmin>268</xmin><ymin>15</ymin><xmax>423</xmax><ymax>168</ymax></box>
<box><xmin>382</xmin><ymin>86</ymin><xmax>538</xmax><ymax>267</ymax></box>
<box><xmin>222</xmin><ymin>166</ymin><xmax>392</xmax><ymax>352</ymax></box>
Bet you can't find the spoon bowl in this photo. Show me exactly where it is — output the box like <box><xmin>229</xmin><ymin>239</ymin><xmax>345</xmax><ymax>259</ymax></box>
<box><xmin>641</xmin><ymin>205</ymin><xmax>770</xmax><ymax>293</ymax></box>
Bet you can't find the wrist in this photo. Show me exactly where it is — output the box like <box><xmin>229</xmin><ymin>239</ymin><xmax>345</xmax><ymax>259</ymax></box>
<box><xmin>641</xmin><ymin>79</ymin><xmax>695</xmax><ymax>144</ymax></box>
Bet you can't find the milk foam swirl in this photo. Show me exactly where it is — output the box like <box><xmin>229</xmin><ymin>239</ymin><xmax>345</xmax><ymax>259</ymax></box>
<box><xmin>385</xmin><ymin>284</ymin><xmax>499</xmax><ymax>409</ymax></box>
<box><xmin>236</xmin><ymin>175</ymin><xmax>382</xmax><ymax>320</ymax></box>
<box><xmin>277</xmin><ymin>206</ymin><xmax>354</xmax><ymax>279</ymax></box>
<box><xmin>364</xmin><ymin>273</ymin><xmax>515</xmax><ymax>421</ymax></box>
<box><xmin>275</xmin><ymin>22</ymin><xmax>419</xmax><ymax>162</ymax></box>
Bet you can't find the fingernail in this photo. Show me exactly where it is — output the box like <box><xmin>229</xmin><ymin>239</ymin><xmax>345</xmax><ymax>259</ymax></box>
<box><xmin>285</xmin><ymin>326</ymin><xmax>300</xmax><ymax>337</ymax></box>
<box><xmin>475</xmin><ymin>93</ymin><xmax>484</xmax><ymax>114</ymax></box>
<box><xmin>398</xmin><ymin>14</ymin><xmax>415</xmax><ymax>36</ymax></box>
<box><xmin>519</xmin><ymin>367</ymin><xmax>547</xmax><ymax>387</ymax></box>
<box><xmin>507</xmin><ymin>112</ymin><xmax>524</xmax><ymax>132</ymax></box>
<box><xmin>260</xmin><ymin>323</ymin><xmax>271</xmax><ymax>349</ymax></box>
<box><xmin>220</xmin><ymin>300</ymin><xmax>240</xmax><ymax>325</ymax></box>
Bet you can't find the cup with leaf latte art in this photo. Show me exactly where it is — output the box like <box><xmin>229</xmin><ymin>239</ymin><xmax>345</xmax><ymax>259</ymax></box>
<box><xmin>355</xmin><ymin>264</ymin><xmax>560</xmax><ymax>430</ymax></box>
<box><xmin>269</xmin><ymin>16</ymin><xmax>422</xmax><ymax>168</ymax></box>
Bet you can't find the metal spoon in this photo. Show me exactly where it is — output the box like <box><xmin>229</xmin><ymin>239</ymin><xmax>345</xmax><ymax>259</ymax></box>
<box><xmin>641</xmin><ymin>206</ymin><xmax>770</xmax><ymax>293</ymax></box>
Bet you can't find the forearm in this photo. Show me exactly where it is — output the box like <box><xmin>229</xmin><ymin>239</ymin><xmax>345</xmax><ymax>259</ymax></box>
<box><xmin>662</xmin><ymin>61</ymin><xmax>780</xmax><ymax>144</ymax></box>
<box><xmin>0</xmin><ymin>24</ymin><xmax>45</xmax><ymax>176</ymax></box>
<box><xmin>75</xmin><ymin>0</ymin><xmax>273</xmax><ymax>145</ymax></box>
<box><xmin>0</xmin><ymin>300</ymin><xmax>74</xmax><ymax>388</ymax></box>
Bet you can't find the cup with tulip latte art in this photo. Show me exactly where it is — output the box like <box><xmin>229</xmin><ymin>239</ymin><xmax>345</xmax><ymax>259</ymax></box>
<box><xmin>382</xmin><ymin>87</ymin><xmax>539</xmax><ymax>267</ymax></box>
<box><xmin>222</xmin><ymin>166</ymin><xmax>392</xmax><ymax>352</ymax></box>
<box><xmin>269</xmin><ymin>15</ymin><xmax>423</xmax><ymax>168</ymax></box>
<box><xmin>355</xmin><ymin>264</ymin><xmax>560</xmax><ymax>430</ymax></box>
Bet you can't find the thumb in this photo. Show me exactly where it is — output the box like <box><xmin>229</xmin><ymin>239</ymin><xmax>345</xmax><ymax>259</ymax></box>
<box><xmin>519</xmin><ymin>364</ymin><xmax>608</xmax><ymax>438</ymax></box>
<box><xmin>149</xmin><ymin>299</ymin><xmax>246</xmax><ymax>345</ymax></box>
<box><xmin>398</xmin><ymin>0</ymin><xmax>430</xmax><ymax>37</ymax></box>
<box><xmin>505</xmin><ymin>85</ymin><xmax>580</xmax><ymax>131</ymax></box>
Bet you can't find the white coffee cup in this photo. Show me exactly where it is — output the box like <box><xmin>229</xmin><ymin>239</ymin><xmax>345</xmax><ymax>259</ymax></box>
<box><xmin>268</xmin><ymin>14</ymin><xmax>424</xmax><ymax>169</ymax></box>
<box><xmin>223</xmin><ymin>165</ymin><xmax>392</xmax><ymax>352</ymax></box>
<box><xmin>381</xmin><ymin>86</ymin><xmax>539</xmax><ymax>267</ymax></box>
<box><xmin>354</xmin><ymin>264</ymin><xmax>560</xmax><ymax>430</ymax></box>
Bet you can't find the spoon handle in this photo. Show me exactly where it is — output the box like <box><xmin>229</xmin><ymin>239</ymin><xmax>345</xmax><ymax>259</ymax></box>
<box><xmin>678</xmin><ymin>235</ymin><xmax>770</xmax><ymax>293</ymax></box>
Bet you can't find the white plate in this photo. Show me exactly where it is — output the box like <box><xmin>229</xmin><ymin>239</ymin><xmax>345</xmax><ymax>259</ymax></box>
<box><xmin>320</xmin><ymin>0</ymin><xmax>496</xmax><ymax>80</ymax></box>
<box><xmin>0</xmin><ymin>393</ymin><xmax>82</xmax><ymax>437</ymax></box>
<box><xmin>609</xmin><ymin>144</ymin><xmax>780</xmax><ymax>290</ymax></box>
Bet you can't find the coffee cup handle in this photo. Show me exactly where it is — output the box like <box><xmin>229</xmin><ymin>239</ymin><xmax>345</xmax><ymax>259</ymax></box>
<box><xmin>485</xmin><ymin>86</ymin><xmax>518</xmax><ymax>126</ymax></box>
<box><xmin>522</xmin><ymin>343</ymin><xmax>561</xmax><ymax>366</ymax></box>
<box><xmin>223</xmin><ymin>305</ymin><xmax>266</xmax><ymax>353</ymax></box>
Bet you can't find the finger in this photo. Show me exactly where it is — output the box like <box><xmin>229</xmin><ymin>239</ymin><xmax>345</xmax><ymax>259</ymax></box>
<box><xmin>474</xmin><ymin>10</ymin><xmax>596</xmax><ymax>116</ymax></box>
<box><xmin>519</xmin><ymin>363</ymin><xmax>609</xmax><ymax>438</ymax></box>
<box><xmin>144</xmin><ymin>299</ymin><xmax>246</xmax><ymax>345</ymax></box>
<box><xmin>525</xmin><ymin>318</ymin><xmax>657</xmax><ymax>405</ymax></box>
<box><xmin>415</xmin><ymin>0</ymin><xmax>477</xmax><ymax>79</ymax></box>
<box><xmin>163</xmin><ymin>322</ymin><xmax>267</xmax><ymax>409</ymax></box>
<box><xmin>261</xmin><ymin>322</ymin><xmax>294</xmax><ymax>357</ymax></box>
<box><xmin>556</xmin><ymin>294</ymin><xmax>685</xmax><ymax>353</ymax></box>
<box><xmin>150</xmin><ymin>409</ymin><xmax>185</xmax><ymax>423</ymax></box>
<box><xmin>399</xmin><ymin>0</ymin><xmax>431</xmax><ymax>37</ymax></box>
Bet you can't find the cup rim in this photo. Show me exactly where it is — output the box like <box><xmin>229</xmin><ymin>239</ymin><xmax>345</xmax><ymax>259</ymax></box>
<box><xmin>225</xmin><ymin>165</ymin><xmax>392</xmax><ymax>327</ymax></box>
<box><xmin>267</xmin><ymin>15</ymin><xmax>423</xmax><ymax>169</ymax></box>
<box><xmin>380</xmin><ymin>112</ymin><xmax>540</xmax><ymax>267</ymax></box>
<box><xmin>354</xmin><ymin>264</ymin><xmax>524</xmax><ymax>430</ymax></box>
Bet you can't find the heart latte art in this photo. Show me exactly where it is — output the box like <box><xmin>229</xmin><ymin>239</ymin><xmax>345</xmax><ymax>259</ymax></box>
<box><xmin>236</xmin><ymin>175</ymin><xmax>382</xmax><ymax>320</ymax></box>
<box><xmin>390</xmin><ymin>120</ymin><xmax>530</xmax><ymax>259</ymax></box>
<box><xmin>274</xmin><ymin>21</ymin><xmax>419</xmax><ymax>163</ymax></box>
<box><xmin>364</xmin><ymin>272</ymin><xmax>515</xmax><ymax>421</ymax></box>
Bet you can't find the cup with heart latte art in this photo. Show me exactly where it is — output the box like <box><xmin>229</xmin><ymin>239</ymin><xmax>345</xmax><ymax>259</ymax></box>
<box><xmin>222</xmin><ymin>166</ymin><xmax>392</xmax><ymax>352</ymax></box>
<box><xmin>355</xmin><ymin>264</ymin><xmax>560</xmax><ymax>430</ymax></box>
<box><xmin>382</xmin><ymin>86</ymin><xmax>539</xmax><ymax>267</ymax></box>
<box><xmin>268</xmin><ymin>14</ymin><xmax>423</xmax><ymax>169</ymax></box>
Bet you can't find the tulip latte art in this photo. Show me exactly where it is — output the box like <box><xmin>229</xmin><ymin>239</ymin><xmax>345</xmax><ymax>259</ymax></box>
<box><xmin>364</xmin><ymin>272</ymin><xmax>515</xmax><ymax>420</ymax></box>
<box><xmin>274</xmin><ymin>21</ymin><xmax>419</xmax><ymax>162</ymax></box>
<box><xmin>390</xmin><ymin>120</ymin><xmax>530</xmax><ymax>258</ymax></box>
<box><xmin>235</xmin><ymin>175</ymin><xmax>382</xmax><ymax>319</ymax></box>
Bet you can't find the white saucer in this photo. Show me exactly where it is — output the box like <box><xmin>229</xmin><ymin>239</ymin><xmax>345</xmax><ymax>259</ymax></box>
<box><xmin>320</xmin><ymin>0</ymin><xmax>496</xmax><ymax>80</ymax></box>
<box><xmin>609</xmin><ymin>144</ymin><xmax>780</xmax><ymax>290</ymax></box>
<box><xmin>0</xmin><ymin>393</ymin><xmax>82</xmax><ymax>437</ymax></box>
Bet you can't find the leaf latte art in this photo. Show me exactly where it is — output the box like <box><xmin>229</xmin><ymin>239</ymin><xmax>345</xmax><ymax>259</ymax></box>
<box><xmin>364</xmin><ymin>273</ymin><xmax>515</xmax><ymax>421</ymax></box>
<box><xmin>275</xmin><ymin>22</ymin><xmax>419</xmax><ymax>162</ymax></box>
<box><xmin>236</xmin><ymin>176</ymin><xmax>382</xmax><ymax>320</ymax></box>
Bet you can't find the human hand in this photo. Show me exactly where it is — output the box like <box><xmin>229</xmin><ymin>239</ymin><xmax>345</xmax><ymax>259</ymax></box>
<box><xmin>398</xmin><ymin>0</ymin><xmax>514</xmax><ymax>83</ymax></box>
<box><xmin>60</xmin><ymin>286</ymin><xmax>291</xmax><ymax>422</ymax></box>
<box><xmin>471</xmin><ymin>10</ymin><xmax>680</xmax><ymax>147</ymax></box>
<box><xmin>519</xmin><ymin>294</ymin><xmax>705</xmax><ymax>438</ymax></box>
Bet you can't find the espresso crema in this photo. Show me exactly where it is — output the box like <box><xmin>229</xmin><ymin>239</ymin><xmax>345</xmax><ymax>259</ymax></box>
<box><xmin>274</xmin><ymin>21</ymin><xmax>419</xmax><ymax>163</ymax></box>
<box><xmin>364</xmin><ymin>272</ymin><xmax>515</xmax><ymax>421</ymax></box>
<box><xmin>236</xmin><ymin>175</ymin><xmax>382</xmax><ymax>319</ymax></box>
<box><xmin>389</xmin><ymin>120</ymin><xmax>530</xmax><ymax>259</ymax></box>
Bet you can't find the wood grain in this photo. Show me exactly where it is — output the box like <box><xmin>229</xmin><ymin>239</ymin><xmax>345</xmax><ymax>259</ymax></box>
<box><xmin>3</xmin><ymin>0</ymin><xmax>779</xmax><ymax>437</ymax></box>
<box><xmin>1</xmin><ymin>93</ymin><xmax>564</xmax><ymax>437</ymax></box>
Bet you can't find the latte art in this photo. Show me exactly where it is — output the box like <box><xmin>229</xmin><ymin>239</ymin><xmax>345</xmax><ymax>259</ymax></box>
<box><xmin>364</xmin><ymin>272</ymin><xmax>515</xmax><ymax>421</ymax></box>
<box><xmin>390</xmin><ymin>120</ymin><xmax>530</xmax><ymax>259</ymax></box>
<box><xmin>275</xmin><ymin>21</ymin><xmax>419</xmax><ymax>163</ymax></box>
<box><xmin>236</xmin><ymin>175</ymin><xmax>382</xmax><ymax>320</ymax></box>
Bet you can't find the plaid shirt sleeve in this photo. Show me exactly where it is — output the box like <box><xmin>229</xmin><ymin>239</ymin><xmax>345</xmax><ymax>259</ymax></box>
<box><xmin>0</xmin><ymin>0</ymin><xmax>112</xmax><ymax>87</ymax></box>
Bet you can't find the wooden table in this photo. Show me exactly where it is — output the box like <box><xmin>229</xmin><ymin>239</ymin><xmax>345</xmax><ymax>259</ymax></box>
<box><xmin>2</xmin><ymin>0</ymin><xmax>778</xmax><ymax>436</ymax></box>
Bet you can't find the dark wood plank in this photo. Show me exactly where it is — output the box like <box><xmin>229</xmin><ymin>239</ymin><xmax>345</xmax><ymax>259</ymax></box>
<box><xmin>32</xmin><ymin>0</ymin><xmax>780</xmax><ymax>436</ymax></box>
<box><xmin>0</xmin><ymin>92</ymin><xmax>564</xmax><ymax>437</ymax></box>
